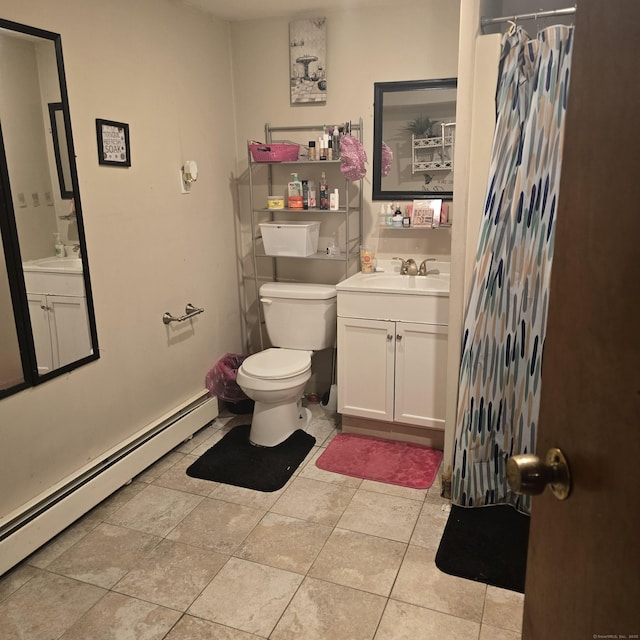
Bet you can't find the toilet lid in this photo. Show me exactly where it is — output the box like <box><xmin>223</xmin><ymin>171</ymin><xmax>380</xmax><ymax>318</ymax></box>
<box><xmin>242</xmin><ymin>348</ymin><xmax>311</xmax><ymax>379</ymax></box>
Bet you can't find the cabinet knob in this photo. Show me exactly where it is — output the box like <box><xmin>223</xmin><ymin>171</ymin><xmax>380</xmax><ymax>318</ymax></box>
<box><xmin>387</xmin><ymin>334</ymin><xmax>393</xmax><ymax>341</ymax></box>
<box><xmin>396</xmin><ymin>334</ymin><xmax>402</xmax><ymax>341</ymax></box>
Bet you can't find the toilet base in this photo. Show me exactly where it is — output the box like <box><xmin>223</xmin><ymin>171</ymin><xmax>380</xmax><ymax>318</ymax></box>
<box><xmin>249</xmin><ymin>398</ymin><xmax>312</xmax><ymax>447</ymax></box>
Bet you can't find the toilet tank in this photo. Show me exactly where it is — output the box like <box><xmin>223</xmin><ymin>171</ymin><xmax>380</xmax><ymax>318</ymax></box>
<box><xmin>260</xmin><ymin>282</ymin><xmax>337</xmax><ymax>350</ymax></box>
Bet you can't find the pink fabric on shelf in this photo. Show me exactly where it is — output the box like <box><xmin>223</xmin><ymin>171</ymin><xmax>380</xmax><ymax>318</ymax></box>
<box><xmin>315</xmin><ymin>433</ymin><xmax>443</xmax><ymax>489</ymax></box>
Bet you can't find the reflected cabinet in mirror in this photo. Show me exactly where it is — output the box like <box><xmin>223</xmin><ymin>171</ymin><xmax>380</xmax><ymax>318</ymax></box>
<box><xmin>372</xmin><ymin>78</ymin><xmax>457</xmax><ymax>201</ymax></box>
<box><xmin>0</xmin><ymin>18</ymin><xmax>99</xmax><ymax>399</ymax></box>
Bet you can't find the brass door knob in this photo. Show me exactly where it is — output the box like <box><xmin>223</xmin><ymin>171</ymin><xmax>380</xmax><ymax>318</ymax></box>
<box><xmin>506</xmin><ymin>448</ymin><xmax>571</xmax><ymax>501</ymax></box>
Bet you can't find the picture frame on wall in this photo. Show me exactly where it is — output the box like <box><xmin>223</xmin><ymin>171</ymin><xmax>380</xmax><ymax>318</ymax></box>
<box><xmin>96</xmin><ymin>118</ymin><xmax>131</xmax><ymax>167</ymax></box>
<box><xmin>289</xmin><ymin>18</ymin><xmax>326</xmax><ymax>104</ymax></box>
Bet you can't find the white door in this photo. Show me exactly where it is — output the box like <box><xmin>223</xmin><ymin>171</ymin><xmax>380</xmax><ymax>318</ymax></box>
<box><xmin>337</xmin><ymin>316</ymin><xmax>394</xmax><ymax>421</ymax></box>
<box><xmin>395</xmin><ymin>321</ymin><xmax>448</xmax><ymax>428</ymax></box>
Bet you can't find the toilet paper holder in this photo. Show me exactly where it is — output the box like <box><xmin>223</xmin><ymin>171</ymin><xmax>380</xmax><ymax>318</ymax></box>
<box><xmin>162</xmin><ymin>303</ymin><xmax>204</xmax><ymax>325</ymax></box>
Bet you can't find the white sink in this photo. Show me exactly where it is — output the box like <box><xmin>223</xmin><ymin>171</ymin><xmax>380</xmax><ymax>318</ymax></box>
<box><xmin>336</xmin><ymin>271</ymin><xmax>449</xmax><ymax>295</ymax></box>
<box><xmin>23</xmin><ymin>256</ymin><xmax>85</xmax><ymax>296</ymax></box>
<box><xmin>337</xmin><ymin>268</ymin><xmax>450</xmax><ymax>324</ymax></box>
<box><xmin>23</xmin><ymin>257</ymin><xmax>83</xmax><ymax>272</ymax></box>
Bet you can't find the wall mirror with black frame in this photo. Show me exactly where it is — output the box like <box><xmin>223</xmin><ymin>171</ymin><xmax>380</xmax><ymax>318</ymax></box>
<box><xmin>0</xmin><ymin>18</ymin><xmax>99</xmax><ymax>399</ymax></box>
<box><xmin>372</xmin><ymin>78</ymin><xmax>457</xmax><ymax>201</ymax></box>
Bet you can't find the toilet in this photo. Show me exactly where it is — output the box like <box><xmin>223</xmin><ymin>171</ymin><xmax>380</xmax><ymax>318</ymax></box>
<box><xmin>236</xmin><ymin>282</ymin><xmax>337</xmax><ymax>447</ymax></box>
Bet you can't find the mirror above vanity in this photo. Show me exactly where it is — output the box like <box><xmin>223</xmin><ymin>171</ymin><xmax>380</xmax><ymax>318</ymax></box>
<box><xmin>0</xmin><ymin>18</ymin><xmax>99</xmax><ymax>398</ymax></box>
<box><xmin>372</xmin><ymin>78</ymin><xmax>457</xmax><ymax>201</ymax></box>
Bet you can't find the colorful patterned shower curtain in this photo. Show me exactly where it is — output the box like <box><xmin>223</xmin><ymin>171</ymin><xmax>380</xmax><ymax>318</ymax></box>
<box><xmin>453</xmin><ymin>25</ymin><xmax>574</xmax><ymax>514</ymax></box>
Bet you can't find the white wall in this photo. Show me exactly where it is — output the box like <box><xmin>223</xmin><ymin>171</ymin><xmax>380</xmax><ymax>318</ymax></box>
<box><xmin>229</xmin><ymin>1</ymin><xmax>460</xmax><ymax>256</ymax></box>
<box><xmin>0</xmin><ymin>0</ymin><xmax>241</xmax><ymax>520</ymax></box>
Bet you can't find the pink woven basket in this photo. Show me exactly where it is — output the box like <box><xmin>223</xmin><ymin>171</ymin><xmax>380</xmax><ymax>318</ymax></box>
<box><xmin>249</xmin><ymin>142</ymin><xmax>299</xmax><ymax>162</ymax></box>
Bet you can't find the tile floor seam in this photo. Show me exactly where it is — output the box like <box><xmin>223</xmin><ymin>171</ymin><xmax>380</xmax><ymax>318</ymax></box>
<box><xmin>263</xmin><ymin>573</ymin><xmax>307</xmax><ymax>638</ymax></box>
<box><xmin>370</xmin><ymin>597</ymin><xmax>393</xmax><ymax>640</ymax></box>
<box><xmin>382</xmin><ymin>533</ymin><xmax>413</xmax><ymax>605</ymax></box>
<box><xmin>387</xmin><ymin>595</ymin><xmax>489</xmax><ymax>629</ymax></box>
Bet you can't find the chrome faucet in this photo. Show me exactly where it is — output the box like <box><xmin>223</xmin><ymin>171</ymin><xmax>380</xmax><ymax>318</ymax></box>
<box><xmin>419</xmin><ymin>258</ymin><xmax>437</xmax><ymax>276</ymax></box>
<box><xmin>393</xmin><ymin>257</ymin><xmax>418</xmax><ymax>276</ymax></box>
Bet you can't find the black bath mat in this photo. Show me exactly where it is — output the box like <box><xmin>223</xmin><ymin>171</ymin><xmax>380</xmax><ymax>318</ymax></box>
<box><xmin>435</xmin><ymin>504</ymin><xmax>530</xmax><ymax>593</ymax></box>
<box><xmin>186</xmin><ymin>425</ymin><xmax>315</xmax><ymax>492</ymax></box>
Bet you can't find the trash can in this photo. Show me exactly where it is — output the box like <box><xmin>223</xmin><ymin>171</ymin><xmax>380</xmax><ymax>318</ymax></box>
<box><xmin>205</xmin><ymin>353</ymin><xmax>254</xmax><ymax>414</ymax></box>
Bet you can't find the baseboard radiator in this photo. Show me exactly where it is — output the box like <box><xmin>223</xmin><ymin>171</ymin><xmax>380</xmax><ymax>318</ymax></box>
<box><xmin>0</xmin><ymin>391</ymin><xmax>218</xmax><ymax>576</ymax></box>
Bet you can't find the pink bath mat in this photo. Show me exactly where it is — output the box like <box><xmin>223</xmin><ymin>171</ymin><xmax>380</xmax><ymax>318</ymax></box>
<box><xmin>315</xmin><ymin>433</ymin><xmax>443</xmax><ymax>489</ymax></box>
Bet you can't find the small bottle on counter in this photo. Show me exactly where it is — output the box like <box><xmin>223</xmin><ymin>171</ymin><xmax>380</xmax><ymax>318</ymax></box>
<box><xmin>329</xmin><ymin>188</ymin><xmax>339</xmax><ymax>210</ymax></box>
<box><xmin>54</xmin><ymin>232</ymin><xmax>65</xmax><ymax>257</ymax></box>
<box><xmin>308</xmin><ymin>141</ymin><xmax>316</xmax><ymax>161</ymax></box>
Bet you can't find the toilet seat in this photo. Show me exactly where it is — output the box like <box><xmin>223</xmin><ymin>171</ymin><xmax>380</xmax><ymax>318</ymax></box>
<box><xmin>241</xmin><ymin>348</ymin><xmax>312</xmax><ymax>380</ymax></box>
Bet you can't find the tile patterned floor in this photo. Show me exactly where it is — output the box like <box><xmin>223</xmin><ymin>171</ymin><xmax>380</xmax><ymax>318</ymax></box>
<box><xmin>0</xmin><ymin>405</ymin><xmax>524</xmax><ymax>639</ymax></box>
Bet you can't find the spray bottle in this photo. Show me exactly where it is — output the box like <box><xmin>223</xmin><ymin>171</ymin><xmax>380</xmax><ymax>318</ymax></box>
<box><xmin>319</xmin><ymin>172</ymin><xmax>329</xmax><ymax>210</ymax></box>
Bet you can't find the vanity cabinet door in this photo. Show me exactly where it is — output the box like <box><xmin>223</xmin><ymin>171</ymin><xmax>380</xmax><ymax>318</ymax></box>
<box><xmin>337</xmin><ymin>317</ymin><xmax>394</xmax><ymax>421</ymax></box>
<box><xmin>27</xmin><ymin>293</ymin><xmax>91</xmax><ymax>372</ymax></box>
<box><xmin>394</xmin><ymin>321</ymin><xmax>448</xmax><ymax>429</ymax></box>
<box><xmin>48</xmin><ymin>295</ymin><xmax>91</xmax><ymax>369</ymax></box>
<box><xmin>27</xmin><ymin>293</ymin><xmax>54</xmax><ymax>374</ymax></box>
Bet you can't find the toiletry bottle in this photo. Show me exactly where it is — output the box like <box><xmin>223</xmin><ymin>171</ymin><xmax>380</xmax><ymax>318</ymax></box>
<box><xmin>308</xmin><ymin>140</ymin><xmax>316</xmax><ymax>161</ymax></box>
<box><xmin>319</xmin><ymin>172</ymin><xmax>329</xmax><ymax>210</ymax></box>
<box><xmin>327</xmin><ymin>233</ymin><xmax>339</xmax><ymax>256</ymax></box>
<box><xmin>329</xmin><ymin>188</ymin><xmax>339</xmax><ymax>211</ymax></box>
<box><xmin>302</xmin><ymin>180</ymin><xmax>309</xmax><ymax>210</ymax></box>
<box><xmin>402</xmin><ymin>204</ymin><xmax>411</xmax><ymax>227</ymax></box>
<box><xmin>319</xmin><ymin>137</ymin><xmax>327</xmax><ymax>161</ymax></box>
<box><xmin>379</xmin><ymin>204</ymin><xmax>387</xmax><ymax>227</ymax></box>
<box><xmin>288</xmin><ymin>173</ymin><xmax>303</xmax><ymax>209</ymax></box>
<box><xmin>386</xmin><ymin>203</ymin><xmax>394</xmax><ymax>226</ymax></box>
<box><xmin>308</xmin><ymin>180</ymin><xmax>317</xmax><ymax>208</ymax></box>
<box><xmin>332</xmin><ymin>126</ymin><xmax>341</xmax><ymax>160</ymax></box>
<box><xmin>54</xmin><ymin>232</ymin><xmax>64</xmax><ymax>257</ymax></box>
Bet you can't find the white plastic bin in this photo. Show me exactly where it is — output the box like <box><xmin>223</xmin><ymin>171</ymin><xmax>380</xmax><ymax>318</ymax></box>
<box><xmin>259</xmin><ymin>221</ymin><xmax>320</xmax><ymax>257</ymax></box>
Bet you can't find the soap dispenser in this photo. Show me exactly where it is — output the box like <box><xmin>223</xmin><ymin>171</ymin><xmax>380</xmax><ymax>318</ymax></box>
<box><xmin>288</xmin><ymin>173</ymin><xmax>303</xmax><ymax>209</ymax></box>
<box><xmin>54</xmin><ymin>233</ymin><xmax>65</xmax><ymax>257</ymax></box>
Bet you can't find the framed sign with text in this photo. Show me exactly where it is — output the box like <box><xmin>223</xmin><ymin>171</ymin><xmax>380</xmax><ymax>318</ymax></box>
<box><xmin>96</xmin><ymin>118</ymin><xmax>131</xmax><ymax>167</ymax></box>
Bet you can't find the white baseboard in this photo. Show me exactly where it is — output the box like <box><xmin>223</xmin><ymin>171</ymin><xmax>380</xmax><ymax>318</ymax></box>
<box><xmin>0</xmin><ymin>391</ymin><xmax>218</xmax><ymax>577</ymax></box>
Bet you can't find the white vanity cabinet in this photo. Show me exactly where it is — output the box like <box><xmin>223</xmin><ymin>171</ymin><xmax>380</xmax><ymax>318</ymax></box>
<box><xmin>27</xmin><ymin>293</ymin><xmax>91</xmax><ymax>374</ymax></box>
<box><xmin>336</xmin><ymin>272</ymin><xmax>449</xmax><ymax>434</ymax></box>
<box><xmin>337</xmin><ymin>317</ymin><xmax>447</xmax><ymax>429</ymax></box>
<box><xmin>23</xmin><ymin>260</ymin><xmax>91</xmax><ymax>374</ymax></box>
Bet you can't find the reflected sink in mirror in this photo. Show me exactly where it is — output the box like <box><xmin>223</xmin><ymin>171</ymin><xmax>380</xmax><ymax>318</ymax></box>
<box><xmin>23</xmin><ymin>257</ymin><xmax>83</xmax><ymax>273</ymax></box>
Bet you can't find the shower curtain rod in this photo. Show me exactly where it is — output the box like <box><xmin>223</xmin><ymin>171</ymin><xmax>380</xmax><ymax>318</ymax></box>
<box><xmin>481</xmin><ymin>6</ymin><xmax>576</xmax><ymax>29</ymax></box>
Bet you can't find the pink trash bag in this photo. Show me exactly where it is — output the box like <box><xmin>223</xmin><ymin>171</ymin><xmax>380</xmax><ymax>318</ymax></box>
<box><xmin>205</xmin><ymin>353</ymin><xmax>250</xmax><ymax>403</ymax></box>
